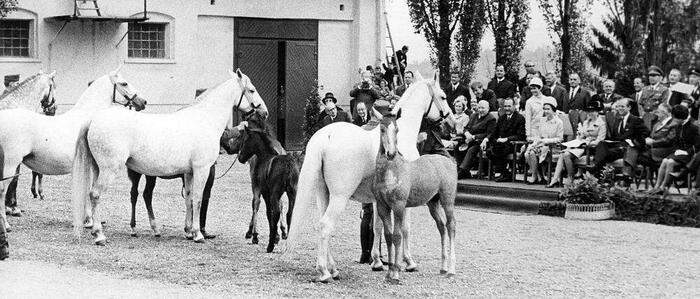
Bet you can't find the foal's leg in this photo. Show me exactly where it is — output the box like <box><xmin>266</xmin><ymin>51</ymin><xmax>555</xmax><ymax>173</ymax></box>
<box><xmin>426</xmin><ymin>198</ymin><xmax>448</xmax><ymax>274</ymax></box>
<box><xmin>442</xmin><ymin>199</ymin><xmax>457</xmax><ymax>277</ymax></box>
<box><xmin>402</xmin><ymin>209</ymin><xmax>418</xmax><ymax>272</ymax></box>
<box><xmin>247</xmin><ymin>185</ymin><xmax>262</xmax><ymax>244</ymax></box>
<box><xmin>127</xmin><ymin>170</ymin><xmax>142</xmax><ymax>237</ymax></box>
<box><xmin>31</xmin><ymin>172</ymin><xmax>38</xmax><ymax>199</ymax></box>
<box><xmin>143</xmin><ymin>176</ymin><xmax>160</xmax><ymax>237</ymax></box>
<box><xmin>265</xmin><ymin>188</ymin><xmax>284</xmax><ymax>252</ymax></box>
<box><xmin>36</xmin><ymin>173</ymin><xmax>44</xmax><ymax>200</ymax></box>
<box><xmin>370</xmin><ymin>202</ymin><xmax>385</xmax><ymax>271</ymax></box>
<box><xmin>375</xmin><ymin>199</ymin><xmax>395</xmax><ymax>282</ymax></box>
<box><xmin>388</xmin><ymin>204</ymin><xmax>406</xmax><ymax>284</ymax></box>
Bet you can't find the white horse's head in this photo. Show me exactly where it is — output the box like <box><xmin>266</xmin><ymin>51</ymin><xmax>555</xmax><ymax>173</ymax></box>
<box><xmin>392</xmin><ymin>70</ymin><xmax>451</xmax><ymax>122</ymax></box>
<box><xmin>0</xmin><ymin>71</ymin><xmax>57</xmax><ymax>112</ymax></box>
<box><xmin>230</xmin><ymin>68</ymin><xmax>269</xmax><ymax>119</ymax></box>
<box><xmin>108</xmin><ymin>64</ymin><xmax>147</xmax><ymax>111</ymax></box>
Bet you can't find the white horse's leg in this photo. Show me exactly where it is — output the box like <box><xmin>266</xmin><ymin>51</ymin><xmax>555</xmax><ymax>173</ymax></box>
<box><xmin>402</xmin><ymin>209</ymin><xmax>418</xmax><ymax>271</ymax></box>
<box><xmin>0</xmin><ymin>181</ymin><xmax>8</xmax><ymax>234</ymax></box>
<box><xmin>89</xmin><ymin>167</ymin><xmax>118</xmax><ymax>246</ymax></box>
<box><xmin>314</xmin><ymin>193</ymin><xmax>348</xmax><ymax>283</ymax></box>
<box><xmin>182</xmin><ymin>173</ymin><xmax>194</xmax><ymax>239</ymax></box>
<box><xmin>190</xmin><ymin>168</ymin><xmax>209</xmax><ymax>243</ymax></box>
<box><xmin>371</xmin><ymin>203</ymin><xmax>385</xmax><ymax>271</ymax></box>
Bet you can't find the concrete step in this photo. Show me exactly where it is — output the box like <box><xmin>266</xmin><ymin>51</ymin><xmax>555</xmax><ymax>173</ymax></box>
<box><xmin>455</xmin><ymin>179</ymin><xmax>561</xmax><ymax>214</ymax></box>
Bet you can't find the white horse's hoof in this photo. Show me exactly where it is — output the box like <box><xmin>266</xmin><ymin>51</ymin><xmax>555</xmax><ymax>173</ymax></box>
<box><xmin>331</xmin><ymin>269</ymin><xmax>340</xmax><ymax>280</ymax></box>
<box><xmin>405</xmin><ymin>265</ymin><xmax>418</xmax><ymax>272</ymax></box>
<box><xmin>8</xmin><ymin>207</ymin><xmax>21</xmax><ymax>217</ymax></box>
<box><xmin>94</xmin><ymin>235</ymin><xmax>107</xmax><ymax>246</ymax></box>
<box><xmin>312</xmin><ymin>274</ymin><xmax>333</xmax><ymax>283</ymax></box>
<box><xmin>193</xmin><ymin>231</ymin><xmax>205</xmax><ymax>243</ymax></box>
<box><xmin>83</xmin><ymin>218</ymin><xmax>94</xmax><ymax>229</ymax></box>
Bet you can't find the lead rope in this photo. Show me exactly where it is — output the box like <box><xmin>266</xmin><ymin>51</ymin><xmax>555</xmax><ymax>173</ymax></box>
<box><xmin>215</xmin><ymin>155</ymin><xmax>238</xmax><ymax>180</ymax></box>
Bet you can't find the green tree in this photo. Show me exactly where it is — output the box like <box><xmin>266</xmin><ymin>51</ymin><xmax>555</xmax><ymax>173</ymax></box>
<box><xmin>406</xmin><ymin>0</ymin><xmax>468</xmax><ymax>87</ymax></box>
<box><xmin>453</xmin><ymin>0</ymin><xmax>486</xmax><ymax>82</ymax></box>
<box><xmin>1</xmin><ymin>0</ymin><xmax>17</xmax><ymax>17</ymax></box>
<box><xmin>538</xmin><ymin>0</ymin><xmax>593</xmax><ymax>85</ymax></box>
<box><xmin>484</xmin><ymin>0</ymin><xmax>531</xmax><ymax>82</ymax></box>
<box><xmin>302</xmin><ymin>82</ymin><xmax>322</xmax><ymax>148</ymax></box>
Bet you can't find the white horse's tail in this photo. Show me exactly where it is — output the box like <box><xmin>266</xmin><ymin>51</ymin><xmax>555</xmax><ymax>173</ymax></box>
<box><xmin>282</xmin><ymin>133</ymin><xmax>326</xmax><ymax>255</ymax></box>
<box><xmin>71</xmin><ymin>125</ymin><xmax>97</xmax><ymax>238</ymax></box>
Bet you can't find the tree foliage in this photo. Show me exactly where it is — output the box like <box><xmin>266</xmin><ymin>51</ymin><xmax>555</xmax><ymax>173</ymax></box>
<box><xmin>453</xmin><ymin>0</ymin><xmax>486</xmax><ymax>82</ymax></box>
<box><xmin>484</xmin><ymin>0</ymin><xmax>531</xmax><ymax>82</ymax></box>
<box><xmin>538</xmin><ymin>0</ymin><xmax>593</xmax><ymax>85</ymax></box>
<box><xmin>302</xmin><ymin>82</ymin><xmax>322</xmax><ymax>148</ymax></box>
<box><xmin>0</xmin><ymin>0</ymin><xmax>17</xmax><ymax>18</ymax></box>
<box><xmin>406</xmin><ymin>0</ymin><xmax>468</xmax><ymax>87</ymax></box>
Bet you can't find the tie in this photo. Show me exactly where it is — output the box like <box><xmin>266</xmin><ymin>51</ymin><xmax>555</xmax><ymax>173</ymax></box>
<box><xmin>636</xmin><ymin>92</ymin><xmax>641</xmax><ymax>102</ymax></box>
<box><xmin>570</xmin><ymin>89</ymin><xmax>575</xmax><ymax>100</ymax></box>
<box><xmin>605</xmin><ymin>94</ymin><xmax>610</xmax><ymax>102</ymax></box>
<box><xmin>618</xmin><ymin>118</ymin><xmax>624</xmax><ymax>135</ymax></box>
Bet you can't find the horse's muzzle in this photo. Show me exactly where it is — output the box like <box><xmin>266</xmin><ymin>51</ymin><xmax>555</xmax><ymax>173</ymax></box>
<box><xmin>132</xmin><ymin>96</ymin><xmax>148</xmax><ymax>111</ymax></box>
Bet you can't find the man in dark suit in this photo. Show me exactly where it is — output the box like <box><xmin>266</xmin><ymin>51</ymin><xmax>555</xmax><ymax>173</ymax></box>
<box><xmin>689</xmin><ymin>67</ymin><xmax>700</xmax><ymax>119</ymax></box>
<box><xmin>481</xmin><ymin>98</ymin><xmax>526</xmax><ymax>181</ymax></box>
<box><xmin>470</xmin><ymin>81</ymin><xmax>497</xmax><ymax>112</ymax></box>
<box><xmin>446</xmin><ymin>70</ymin><xmax>470</xmax><ymax>112</ymax></box>
<box><xmin>487</xmin><ymin>64</ymin><xmax>517</xmax><ymax>100</ymax></box>
<box><xmin>457</xmin><ymin>100</ymin><xmax>497</xmax><ymax>179</ymax></box>
<box><xmin>517</xmin><ymin>61</ymin><xmax>545</xmax><ymax>93</ymax></box>
<box><xmin>320</xmin><ymin>101</ymin><xmax>351</xmax><ymax>127</ymax></box>
<box><xmin>395</xmin><ymin>45</ymin><xmax>409</xmax><ymax>78</ymax></box>
<box><xmin>544</xmin><ymin>71</ymin><xmax>568</xmax><ymax>110</ymax></box>
<box><xmin>589</xmin><ymin>98</ymin><xmax>650</xmax><ymax>178</ymax></box>
<box><xmin>593</xmin><ymin>80</ymin><xmax>623</xmax><ymax>110</ymax></box>
<box><xmin>628</xmin><ymin>77</ymin><xmax>645</xmax><ymax>116</ymax></box>
<box><xmin>566</xmin><ymin>72</ymin><xmax>592</xmax><ymax>131</ymax></box>
<box><xmin>352</xmin><ymin>102</ymin><xmax>370</xmax><ymax>127</ymax></box>
<box><xmin>394</xmin><ymin>71</ymin><xmax>414</xmax><ymax>97</ymax></box>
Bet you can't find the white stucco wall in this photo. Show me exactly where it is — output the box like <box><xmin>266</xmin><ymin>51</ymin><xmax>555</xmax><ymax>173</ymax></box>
<box><xmin>0</xmin><ymin>0</ymin><xmax>383</xmax><ymax>113</ymax></box>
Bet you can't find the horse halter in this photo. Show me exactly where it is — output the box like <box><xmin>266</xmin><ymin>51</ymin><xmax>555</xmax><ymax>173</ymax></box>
<box><xmin>234</xmin><ymin>86</ymin><xmax>262</xmax><ymax>118</ymax></box>
<box><xmin>422</xmin><ymin>82</ymin><xmax>450</xmax><ymax>121</ymax></box>
<box><xmin>110</xmin><ymin>76</ymin><xmax>139</xmax><ymax>109</ymax></box>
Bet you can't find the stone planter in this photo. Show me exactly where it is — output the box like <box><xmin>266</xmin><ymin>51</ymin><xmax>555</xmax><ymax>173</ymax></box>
<box><xmin>564</xmin><ymin>202</ymin><xmax>615</xmax><ymax>221</ymax></box>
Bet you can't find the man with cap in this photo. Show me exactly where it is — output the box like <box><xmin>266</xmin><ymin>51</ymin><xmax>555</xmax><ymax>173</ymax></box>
<box><xmin>317</xmin><ymin>92</ymin><xmax>345</xmax><ymax>125</ymax></box>
<box><xmin>689</xmin><ymin>67</ymin><xmax>700</xmax><ymax>119</ymax></box>
<box><xmin>524</xmin><ymin>77</ymin><xmax>558</xmax><ymax>139</ymax></box>
<box><xmin>639</xmin><ymin>65</ymin><xmax>670</xmax><ymax>129</ymax></box>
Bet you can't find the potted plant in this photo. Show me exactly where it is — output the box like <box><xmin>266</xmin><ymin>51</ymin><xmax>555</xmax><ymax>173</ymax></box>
<box><xmin>560</xmin><ymin>171</ymin><xmax>615</xmax><ymax>220</ymax></box>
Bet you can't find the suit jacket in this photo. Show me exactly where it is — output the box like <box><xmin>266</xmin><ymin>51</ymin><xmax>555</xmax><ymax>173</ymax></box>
<box><xmin>607</xmin><ymin>114</ymin><xmax>649</xmax><ymax>149</ymax></box>
<box><xmin>395</xmin><ymin>84</ymin><xmax>409</xmax><ymax>97</ymax></box>
<box><xmin>593</xmin><ymin>92</ymin><xmax>623</xmax><ymax>106</ymax></box>
<box><xmin>648</xmin><ymin>118</ymin><xmax>679</xmax><ymax>160</ymax></box>
<box><xmin>320</xmin><ymin>111</ymin><xmax>351</xmax><ymax>127</ymax></box>
<box><xmin>475</xmin><ymin>89</ymin><xmax>498</xmax><ymax>112</ymax></box>
<box><xmin>445</xmin><ymin>83</ymin><xmax>471</xmax><ymax>112</ymax></box>
<box><xmin>488</xmin><ymin>112</ymin><xmax>526</xmax><ymax>144</ymax></box>
<box><xmin>487</xmin><ymin>78</ymin><xmax>517</xmax><ymax>100</ymax></box>
<box><xmin>627</xmin><ymin>90</ymin><xmax>643</xmax><ymax>116</ymax></box>
<box><xmin>639</xmin><ymin>84</ymin><xmax>671</xmax><ymax>113</ymax></box>
<box><xmin>352</xmin><ymin>115</ymin><xmax>369</xmax><ymax>127</ymax></box>
<box><xmin>565</xmin><ymin>86</ymin><xmax>591</xmax><ymax>113</ymax></box>
<box><xmin>676</xmin><ymin>120</ymin><xmax>700</xmax><ymax>154</ymax></box>
<box><xmin>546</xmin><ymin>83</ymin><xmax>567</xmax><ymax>111</ymax></box>
<box><xmin>465</xmin><ymin>112</ymin><xmax>497</xmax><ymax>143</ymax></box>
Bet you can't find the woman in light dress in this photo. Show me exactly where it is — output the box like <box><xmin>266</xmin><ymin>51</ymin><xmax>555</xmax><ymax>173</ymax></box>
<box><xmin>524</xmin><ymin>102</ymin><xmax>564</xmax><ymax>184</ymax></box>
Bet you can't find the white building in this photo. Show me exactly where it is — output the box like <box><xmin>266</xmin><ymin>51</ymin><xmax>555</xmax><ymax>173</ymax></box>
<box><xmin>0</xmin><ymin>0</ymin><xmax>385</xmax><ymax>150</ymax></box>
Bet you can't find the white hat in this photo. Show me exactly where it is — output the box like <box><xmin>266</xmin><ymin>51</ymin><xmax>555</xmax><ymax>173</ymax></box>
<box><xmin>529</xmin><ymin>77</ymin><xmax>543</xmax><ymax>88</ymax></box>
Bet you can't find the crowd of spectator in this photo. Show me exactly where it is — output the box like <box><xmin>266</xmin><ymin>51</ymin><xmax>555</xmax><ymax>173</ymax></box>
<box><xmin>315</xmin><ymin>47</ymin><xmax>700</xmax><ymax>196</ymax></box>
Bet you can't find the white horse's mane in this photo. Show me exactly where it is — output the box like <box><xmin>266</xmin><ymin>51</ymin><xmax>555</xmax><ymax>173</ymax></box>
<box><xmin>0</xmin><ymin>73</ymin><xmax>46</xmax><ymax>112</ymax></box>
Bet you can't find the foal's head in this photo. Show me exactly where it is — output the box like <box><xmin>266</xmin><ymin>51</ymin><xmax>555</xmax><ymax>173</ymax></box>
<box><xmin>237</xmin><ymin>113</ymin><xmax>279</xmax><ymax>163</ymax></box>
<box><xmin>379</xmin><ymin>114</ymin><xmax>400</xmax><ymax>160</ymax></box>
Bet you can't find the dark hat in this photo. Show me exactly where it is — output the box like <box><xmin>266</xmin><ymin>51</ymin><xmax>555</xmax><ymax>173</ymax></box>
<box><xmin>322</xmin><ymin>92</ymin><xmax>337</xmax><ymax>104</ymax></box>
<box><xmin>689</xmin><ymin>67</ymin><xmax>700</xmax><ymax>77</ymax></box>
<box><xmin>4</xmin><ymin>74</ymin><xmax>19</xmax><ymax>88</ymax></box>
<box><xmin>583</xmin><ymin>99</ymin><xmax>604</xmax><ymax>112</ymax></box>
<box><xmin>647</xmin><ymin>65</ymin><xmax>663</xmax><ymax>76</ymax></box>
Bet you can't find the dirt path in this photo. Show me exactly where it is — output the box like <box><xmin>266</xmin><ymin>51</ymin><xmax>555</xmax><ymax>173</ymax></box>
<box><xmin>0</xmin><ymin>260</ymin><xmax>226</xmax><ymax>298</ymax></box>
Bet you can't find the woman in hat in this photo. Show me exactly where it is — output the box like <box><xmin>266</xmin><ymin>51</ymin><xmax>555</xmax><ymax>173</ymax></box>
<box><xmin>547</xmin><ymin>100</ymin><xmax>607</xmax><ymax>187</ymax></box>
<box><xmin>524</xmin><ymin>102</ymin><xmax>563</xmax><ymax>184</ymax></box>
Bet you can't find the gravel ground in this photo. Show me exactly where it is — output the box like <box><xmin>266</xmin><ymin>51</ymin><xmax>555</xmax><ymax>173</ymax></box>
<box><xmin>2</xmin><ymin>155</ymin><xmax>700</xmax><ymax>297</ymax></box>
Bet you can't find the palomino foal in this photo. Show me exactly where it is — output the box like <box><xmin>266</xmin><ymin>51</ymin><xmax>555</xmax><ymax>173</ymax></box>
<box><xmin>371</xmin><ymin>115</ymin><xmax>457</xmax><ymax>284</ymax></box>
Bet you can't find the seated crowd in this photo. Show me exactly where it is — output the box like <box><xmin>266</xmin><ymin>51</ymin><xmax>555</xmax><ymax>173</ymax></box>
<box><xmin>317</xmin><ymin>59</ymin><xmax>700</xmax><ymax>194</ymax></box>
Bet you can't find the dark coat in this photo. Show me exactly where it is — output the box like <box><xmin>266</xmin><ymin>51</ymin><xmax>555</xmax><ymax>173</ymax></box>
<box><xmin>395</xmin><ymin>84</ymin><xmax>409</xmax><ymax>97</ymax></box>
<box><xmin>465</xmin><ymin>112</ymin><xmax>497</xmax><ymax>144</ymax></box>
<box><xmin>593</xmin><ymin>92</ymin><xmax>623</xmax><ymax>107</ymax></box>
<box><xmin>350</xmin><ymin>87</ymin><xmax>381</xmax><ymax>118</ymax></box>
<box><xmin>565</xmin><ymin>86</ymin><xmax>591</xmax><ymax>113</ymax></box>
<box><xmin>487</xmin><ymin>78</ymin><xmax>517</xmax><ymax>100</ymax></box>
<box><xmin>487</xmin><ymin>111</ymin><xmax>526</xmax><ymax>143</ymax></box>
<box><xmin>545</xmin><ymin>83</ymin><xmax>568</xmax><ymax>111</ymax></box>
<box><xmin>352</xmin><ymin>115</ymin><xmax>370</xmax><ymax>127</ymax></box>
<box><xmin>320</xmin><ymin>111</ymin><xmax>352</xmax><ymax>127</ymax></box>
<box><xmin>648</xmin><ymin>118</ymin><xmax>679</xmax><ymax>160</ymax></box>
<box><xmin>445</xmin><ymin>82</ymin><xmax>471</xmax><ymax>112</ymax></box>
<box><xmin>676</xmin><ymin>120</ymin><xmax>700</xmax><ymax>154</ymax></box>
<box><xmin>607</xmin><ymin>114</ymin><xmax>649</xmax><ymax>149</ymax></box>
<box><xmin>639</xmin><ymin>84</ymin><xmax>671</xmax><ymax>113</ymax></box>
<box><xmin>475</xmin><ymin>89</ymin><xmax>498</xmax><ymax>112</ymax></box>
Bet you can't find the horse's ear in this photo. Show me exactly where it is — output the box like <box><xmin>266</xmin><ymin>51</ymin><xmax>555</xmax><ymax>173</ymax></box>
<box><xmin>236</xmin><ymin>68</ymin><xmax>243</xmax><ymax>79</ymax></box>
<box><xmin>433</xmin><ymin>70</ymin><xmax>439</xmax><ymax>83</ymax></box>
<box><xmin>395</xmin><ymin>108</ymin><xmax>402</xmax><ymax>119</ymax></box>
<box><xmin>48</xmin><ymin>70</ymin><xmax>56</xmax><ymax>78</ymax></box>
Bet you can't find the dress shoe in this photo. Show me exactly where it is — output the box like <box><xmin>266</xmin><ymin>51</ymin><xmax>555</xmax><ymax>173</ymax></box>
<box><xmin>545</xmin><ymin>181</ymin><xmax>561</xmax><ymax>188</ymax></box>
<box><xmin>496</xmin><ymin>174</ymin><xmax>512</xmax><ymax>182</ymax></box>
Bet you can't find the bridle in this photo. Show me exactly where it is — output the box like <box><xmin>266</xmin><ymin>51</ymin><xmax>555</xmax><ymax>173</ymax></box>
<box><xmin>110</xmin><ymin>76</ymin><xmax>140</xmax><ymax>109</ymax></box>
<box><xmin>234</xmin><ymin>86</ymin><xmax>263</xmax><ymax>118</ymax></box>
<box><xmin>421</xmin><ymin>82</ymin><xmax>450</xmax><ymax>121</ymax></box>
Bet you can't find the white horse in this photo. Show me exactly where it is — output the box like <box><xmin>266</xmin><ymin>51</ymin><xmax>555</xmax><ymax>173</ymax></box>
<box><xmin>0</xmin><ymin>66</ymin><xmax>146</xmax><ymax>233</ymax></box>
<box><xmin>284</xmin><ymin>71</ymin><xmax>452</xmax><ymax>283</ymax></box>
<box><xmin>71</xmin><ymin>69</ymin><xmax>268</xmax><ymax>245</ymax></box>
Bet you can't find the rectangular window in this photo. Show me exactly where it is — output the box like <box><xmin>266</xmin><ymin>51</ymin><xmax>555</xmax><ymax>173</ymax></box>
<box><xmin>128</xmin><ymin>23</ymin><xmax>167</xmax><ymax>59</ymax></box>
<box><xmin>0</xmin><ymin>20</ymin><xmax>31</xmax><ymax>57</ymax></box>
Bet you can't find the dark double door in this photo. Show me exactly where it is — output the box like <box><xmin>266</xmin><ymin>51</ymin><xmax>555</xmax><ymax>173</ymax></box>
<box><xmin>234</xmin><ymin>18</ymin><xmax>318</xmax><ymax>151</ymax></box>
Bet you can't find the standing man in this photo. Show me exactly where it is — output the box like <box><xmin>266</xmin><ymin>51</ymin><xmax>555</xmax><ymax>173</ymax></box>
<box><xmin>395</xmin><ymin>45</ymin><xmax>409</xmax><ymax>78</ymax></box>
<box><xmin>320</xmin><ymin>101</ymin><xmax>351</xmax><ymax>127</ymax></box>
<box><xmin>629</xmin><ymin>77</ymin><xmax>645</xmax><ymax>116</ymax></box>
<box><xmin>518</xmin><ymin>61</ymin><xmax>544</xmax><ymax>93</ymax></box>
<box><xmin>395</xmin><ymin>71</ymin><xmax>414</xmax><ymax>97</ymax></box>
<box><xmin>446</xmin><ymin>70</ymin><xmax>470</xmax><ymax>112</ymax></box>
<box><xmin>544</xmin><ymin>71</ymin><xmax>567</xmax><ymax>110</ymax></box>
<box><xmin>349</xmin><ymin>78</ymin><xmax>381</xmax><ymax>119</ymax></box>
<box><xmin>487</xmin><ymin>64</ymin><xmax>517</xmax><ymax>103</ymax></box>
<box><xmin>667</xmin><ymin>68</ymin><xmax>689</xmax><ymax>106</ymax></box>
<box><xmin>689</xmin><ymin>67</ymin><xmax>700</xmax><ymax>119</ymax></box>
<box><xmin>566</xmin><ymin>72</ymin><xmax>592</xmax><ymax>131</ymax></box>
<box><xmin>639</xmin><ymin>65</ymin><xmax>671</xmax><ymax>129</ymax></box>
<box><xmin>481</xmin><ymin>98</ymin><xmax>526</xmax><ymax>182</ymax></box>
<box><xmin>471</xmin><ymin>81</ymin><xmax>498</xmax><ymax>112</ymax></box>
<box><xmin>594</xmin><ymin>80</ymin><xmax>623</xmax><ymax>110</ymax></box>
